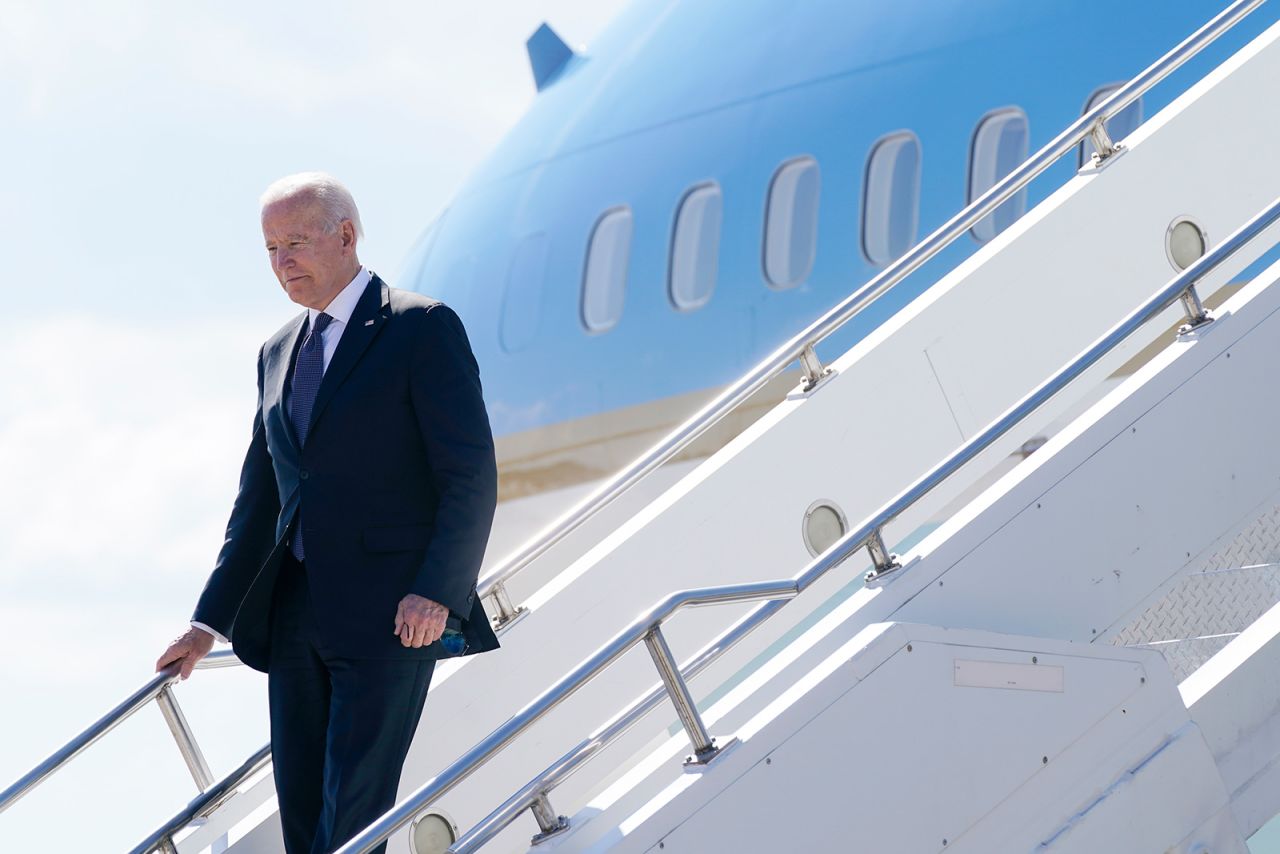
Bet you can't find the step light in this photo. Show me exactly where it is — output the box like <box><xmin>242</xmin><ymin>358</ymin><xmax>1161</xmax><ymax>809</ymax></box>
<box><xmin>1166</xmin><ymin>216</ymin><xmax>1208</xmax><ymax>272</ymax></box>
<box><xmin>803</xmin><ymin>499</ymin><xmax>848</xmax><ymax>557</ymax></box>
<box><xmin>411</xmin><ymin>809</ymin><xmax>459</xmax><ymax>854</ymax></box>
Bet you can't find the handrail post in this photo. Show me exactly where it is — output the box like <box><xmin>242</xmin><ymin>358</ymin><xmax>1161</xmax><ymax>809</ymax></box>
<box><xmin>155</xmin><ymin>685</ymin><xmax>215</xmax><ymax>791</ymax></box>
<box><xmin>863</xmin><ymin>528</ymin><xmax>901</xmax><ymax>582</ymax></box>
<box><xmin>487</xmin><ymin>580</ymin><xmax>526</xmax><ymax>630</ymax></box>
<box><xmin>1178</xmin><ymin>283</ymin><xmax>1213</xmax><ymax>332</ymax></box>
<box><xmin>643</xmin><ymin>626</ymin><xmax>721</xmax><ymax>766</ymax></box>
<box><xmin>527</xmin><ymin>791</ymin><xmax>570</xmax><ymax>844</ymax></box>
<box><xmin>799</xmin><ymin>343</ymin><xmax>830</xmax><ymax>391</ymax></box>
<box><xmin>1089</xmin><ymin>117</ymin><xmax>1120</xmax><ymax>166</ymax></box>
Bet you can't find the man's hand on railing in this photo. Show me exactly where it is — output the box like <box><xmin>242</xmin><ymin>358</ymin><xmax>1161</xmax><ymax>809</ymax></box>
<box><xmin>155</xmin><ymin>626</ymin><xmax>215</xmax><ymax>680</ymax></box>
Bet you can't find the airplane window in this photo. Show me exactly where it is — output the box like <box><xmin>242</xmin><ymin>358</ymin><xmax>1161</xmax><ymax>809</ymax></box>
<box><xmin>968</xmin><ymin>108</ymin><xmax>1029</xmax><ymax>244</ymax></box>
<box><xmin>669</xmin><ymin>182</ymin><xmax>723</xmax><ymax>311</ymax></box>
<box><xmin>861</xmin><ymin>131</ymin><xmax>921</xmax><ymax>267</ymax></box>
<box><xmin>581</xmin><ymin>207</ymin><xmax>633</xmax><ymax>333</ymax></box>
<box><xmin>764</xmin><ymin>156</ymin><xmax>821</xmax><ymax>289</ymax></box>
<box><xmin>501</xmin><ymin>232</ymin><xmax>550</xmax><ymax>352</ymax></box>
<box><xmin>1079</xmin><ymin>84</ymin><xmax>1145</xmax><ymax>167</ymax></box>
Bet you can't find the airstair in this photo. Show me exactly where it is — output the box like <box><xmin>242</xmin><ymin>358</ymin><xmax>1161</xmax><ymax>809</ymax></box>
<box><xmin>5</xmin><ymin>2</ymin><xmax>1280</xmax><ymax>852</ymax></box>
<box><xmin>492</xmin><ymin>212</ymin><xmax>1280</xmax><ymax>853</ymax></box>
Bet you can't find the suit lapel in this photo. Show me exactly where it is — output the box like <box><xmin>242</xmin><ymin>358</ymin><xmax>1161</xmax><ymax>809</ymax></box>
<box><xmin>266</xmin><ymin>314</ymin><xmax>308</xmax><ymax>456</ymax></box>
<box><xmin>308</xmin><ymin>276</ymin><xmax>391</xmax><ymax>435</ymax></box>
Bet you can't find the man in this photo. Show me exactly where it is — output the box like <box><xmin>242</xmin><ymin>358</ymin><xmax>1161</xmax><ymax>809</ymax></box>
<box><xmin>155</xmin><ymin>172</ymin><xmax>499</xmax><ymax>854</ymax></box>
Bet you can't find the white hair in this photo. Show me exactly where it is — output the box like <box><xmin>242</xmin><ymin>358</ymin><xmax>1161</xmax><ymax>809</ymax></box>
<box><xmin>259</xmin><ymin>171</ymin><xmax>364</xmax><ymax>240</ymax></box>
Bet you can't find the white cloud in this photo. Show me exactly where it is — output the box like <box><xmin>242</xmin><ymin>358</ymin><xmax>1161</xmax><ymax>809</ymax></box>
<box><xmin>0</xmin><ymin>2</ymin><xmax>624</xmax><ymax>132</ymax></box>
<box><xmin>0</xmin><ymin>315</ymin><xmax>260</xmax><ymax>589</ymax></box>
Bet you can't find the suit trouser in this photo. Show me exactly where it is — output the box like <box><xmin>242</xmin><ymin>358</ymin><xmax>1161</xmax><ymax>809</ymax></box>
<box><xmin>268</xmin><ymin>553</ymin><xmax>435</xmax><ymax>854</ymax></box>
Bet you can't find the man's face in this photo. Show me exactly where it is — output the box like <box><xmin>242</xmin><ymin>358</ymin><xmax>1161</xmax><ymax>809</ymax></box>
<box><xmin>262</xmin><ymin>196</ymin><xmax>357</xmax><ymax>310</ymax></box>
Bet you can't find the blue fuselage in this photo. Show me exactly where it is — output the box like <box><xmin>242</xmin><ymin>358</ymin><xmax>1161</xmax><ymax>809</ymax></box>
<box><xmin>401</xmin><ymin>0</ymin><xmax>1277</xmax><ymax>441</ymax></box>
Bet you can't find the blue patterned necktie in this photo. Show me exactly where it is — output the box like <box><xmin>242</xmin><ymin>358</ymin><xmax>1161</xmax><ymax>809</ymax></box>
<box><xmin>290</xmin><ymin>311</ymin><xmax>334</xmax><ymax>560</ymax></box>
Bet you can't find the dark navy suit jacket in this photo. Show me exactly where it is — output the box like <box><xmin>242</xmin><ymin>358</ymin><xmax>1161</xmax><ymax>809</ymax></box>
<box><xmin>192</xmin><ymin>275</ymin><xmax>500</xmax><ymax>672</ymax></box>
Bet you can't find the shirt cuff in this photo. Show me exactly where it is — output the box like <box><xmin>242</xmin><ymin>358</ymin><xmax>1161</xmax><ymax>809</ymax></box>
<box><xmin>191</xmin><ymin>621</ymin><xmax>229</xmax><ymax>644</ymax></box>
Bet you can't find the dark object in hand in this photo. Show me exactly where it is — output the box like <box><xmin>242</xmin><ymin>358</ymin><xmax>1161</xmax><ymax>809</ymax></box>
<box><xmin>438</xmin><ymin>614</ymin><xmax>469</xmax><ymax>657</ymax></box>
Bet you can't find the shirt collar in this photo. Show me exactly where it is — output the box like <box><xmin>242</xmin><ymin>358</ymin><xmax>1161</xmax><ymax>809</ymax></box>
<box><xmin>310</xmin><ymin>266</ymin><xmax>372</xmax><ymax>329</ymax></box>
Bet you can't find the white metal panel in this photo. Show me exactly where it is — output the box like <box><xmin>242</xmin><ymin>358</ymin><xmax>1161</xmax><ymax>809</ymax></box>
<box><xmin>893</xmin><ymin>258</ymin><xmax>1280</xmax><ymax>645</ymax></box>
<box><xmin>565</xmin><ymin>624</ymin><xmax>1238</xmax><ymax>854</ymax></box>
<box><xmin>1112</xmin><ymin>501</ymin><xmax>1280</xmax><ymax>681</ymax></box>
<box><xmin>1026</xmin><ymin>729</ymin><xmax>1246</xmax><ymax>854</ymax></box>
<box><xmin>1184</xmin><ymin>598</ymin><xmax>1280</xmax><ymax>839</ymax></box>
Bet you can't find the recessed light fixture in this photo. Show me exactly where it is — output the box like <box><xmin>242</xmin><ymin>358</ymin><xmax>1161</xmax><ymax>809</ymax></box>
<box><xmin>802</xmin><ymin>499</ymin><xmax>848</xmax><ymax>557</ymax></box>
<box><xmin>1165</xmin><ymin>216</ymin><xmax>1208</xmax><ymax>272</ymax></box>
<box><xmin>411</xmin><ymin>810</ymin><xmax>459</xmax><ymax>854</ymax></box>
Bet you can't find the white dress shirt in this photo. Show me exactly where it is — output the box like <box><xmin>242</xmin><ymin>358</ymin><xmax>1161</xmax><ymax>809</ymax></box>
<box><xmin>193</xmin><ymin>267</ymin><xmax>373</xmax><ymax>645</ymax></box>
<box><xmin>295</xmin><ymin>265</ymin><xmax>373</xmax><ymax>391</ymax></box>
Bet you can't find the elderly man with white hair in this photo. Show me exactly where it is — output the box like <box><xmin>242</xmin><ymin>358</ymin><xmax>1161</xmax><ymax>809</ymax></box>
<box><xmin>156</xmin><ymin>172</ymin><xmax>500</xmax><ymax>854</ymax></box>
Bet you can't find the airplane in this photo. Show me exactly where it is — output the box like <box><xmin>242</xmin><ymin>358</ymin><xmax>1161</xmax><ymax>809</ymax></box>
<box><xmin>396</xmin><ymin>0</ymin><xmax>1279</xmax><ymax>548</ymax></box>
<box><xmin>10</xmin><ymin>2</ymin><xmax>1280</xmax><ymax>852</ymax></box>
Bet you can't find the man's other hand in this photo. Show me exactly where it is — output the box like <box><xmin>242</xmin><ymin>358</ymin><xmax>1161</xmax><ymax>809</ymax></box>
<box><xmin>395</xmin><ymin>594</ymin><xmax>448</xmax><ymax>648</ymax></box>
<box><xmin>155</xmin><ymin>626</ymin><xmax>215</xmax><ymax>680</ymax></box>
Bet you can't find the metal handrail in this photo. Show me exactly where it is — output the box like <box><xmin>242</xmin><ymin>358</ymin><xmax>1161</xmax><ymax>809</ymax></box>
<box><xmin>452</xmin><ymin>596</ymin><xmax>791</xmax><ymax>853</ymax></box>
<box><xmin>0</xmin><ymin>649</ymin><xmax>239</xmax><ymax>816</ymax></box>
<box><xmin>474</xmin><ymin>0</ymin><xmax>1269</xmax><ymax>626</ymax></box>
<box><xmin>130</xmin><ymin>744</ymin><xmax>273</xmax><ymax>854</ymax></box>
<box><xmin>335</xmin><ymin>580</ymin><xmax>801</xmax><ymax>853</ymax></box>
<box><xmin>339</xmin><ymin>187</ymin><xmax>1280</xmax><ymax>853</ymax></box>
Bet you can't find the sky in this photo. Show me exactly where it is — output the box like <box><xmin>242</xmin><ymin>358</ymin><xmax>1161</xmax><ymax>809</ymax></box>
<box><xmin>0</xmin><ymin>2</ymin><xmax>627</xmax><ymax>849</ymax></box>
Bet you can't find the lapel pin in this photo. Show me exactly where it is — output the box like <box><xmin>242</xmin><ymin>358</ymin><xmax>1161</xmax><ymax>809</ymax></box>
<box><xmin>364</xmin><ymin>319</ymin><xmax>375</xmax><ymax>326</ymax></box>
